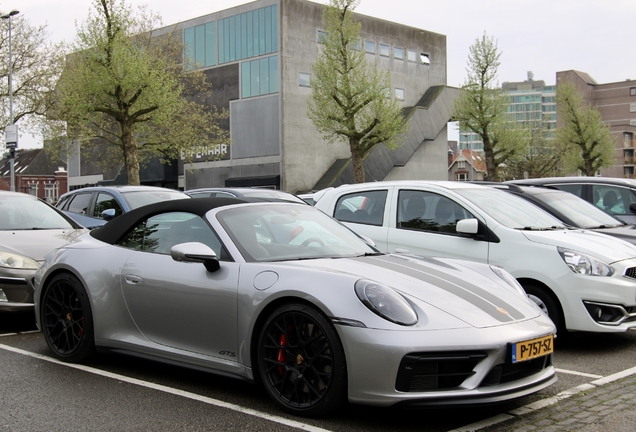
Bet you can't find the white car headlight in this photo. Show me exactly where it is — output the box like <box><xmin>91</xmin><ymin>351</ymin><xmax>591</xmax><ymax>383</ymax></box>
<box><xmin>557</xmin><ymin>247</ymin><xmax>614</xmax><ymax>276</ymax></box>
<box><xmin>0</xmin><ymin>251</ymin><xmax>39</xmax><ymax>270</ymax></box>
<box><xmin>354</xmin><ymin>279</ymin><xmax>418</xmax><ymax>326</ymax></box>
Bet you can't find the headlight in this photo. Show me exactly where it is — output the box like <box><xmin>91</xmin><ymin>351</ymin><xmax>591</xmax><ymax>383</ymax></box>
<box><xmin>354</xmin><ymin>279</ymin><xmax>418</xmax><ymax>326</ymax></box>
<box><xmin>0</xmin><ymin>251</ymin><xmax>39</xmax><ymax>270</ymax></box>
<box><xmin>490</xmin><ymin>265</ymin><xmax>526</xmax><ymax>297</ymax></box>
<box><xmin>557</xmin><ymin>247</ymin><xmax>614</xmax><ymax>276</ymax></box>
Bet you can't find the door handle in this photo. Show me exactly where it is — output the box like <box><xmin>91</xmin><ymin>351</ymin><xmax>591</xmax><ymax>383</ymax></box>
<box><xmin>125</xmin><ymin>274</ymin><xmax>144</xmax><ymax>284</ymax></box>
<box><xmin>394</xmin><ymin>248</ymin><xmax>410</xmax><ymax>254</ymax></box>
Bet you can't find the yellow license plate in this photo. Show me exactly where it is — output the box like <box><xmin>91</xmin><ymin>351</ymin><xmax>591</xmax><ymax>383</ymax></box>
<box><xmin>510</xmin><ymin>334</ymin><xmax>554</xmax><ymax>363</ymax></box>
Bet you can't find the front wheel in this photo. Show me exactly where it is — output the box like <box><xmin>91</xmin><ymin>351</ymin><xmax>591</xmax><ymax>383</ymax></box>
<box><xmin>41</xmin><ymin>273</ymin><xmax>95</xmax><ymax>363</ymax></box>
<box><xmin>257</xmin><ymin>303</ymin><xmax>347</xmax><ymax>417</ymax></box>
<box><xmin>523</xmin><ymin>283</ymin><xmax>566</xmax><ymax>335</ymax></box>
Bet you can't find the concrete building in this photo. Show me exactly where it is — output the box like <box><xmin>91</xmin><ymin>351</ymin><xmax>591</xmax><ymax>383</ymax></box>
<box><xmin>459</xmin><ymin>72</ymin><xmax>557</xmax><ymax>153</ymax></box>
<box><xmin>153</xmin><ymin>0</ymin><xmax>458</xmax><ymax>193</ymax></box>
<box><xmin>556</xmin><ymin>70</ymin><xmax>636</xmax><ymax>179</ymax></box>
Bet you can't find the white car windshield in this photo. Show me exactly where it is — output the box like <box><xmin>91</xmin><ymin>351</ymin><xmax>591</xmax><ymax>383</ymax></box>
<box><xmin>455</xmin><ymin>188</ymin><xmax>567</xmax><ymax>230</ymax></box>
<box><xmin>0</xmin><ymin>195</ymin><xmax>75</xmax><ymax>230</ymax></box>
<box><xmin>217</xmin><ymin>203</ymin><xmax>379</xmax><ymax>262</ymax></box>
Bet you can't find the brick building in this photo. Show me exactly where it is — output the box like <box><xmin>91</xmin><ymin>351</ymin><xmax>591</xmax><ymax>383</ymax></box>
<box><xmin>0</xmin><ymin>149</ymin><xmax>68</xmax><ymax>203</ymax></box>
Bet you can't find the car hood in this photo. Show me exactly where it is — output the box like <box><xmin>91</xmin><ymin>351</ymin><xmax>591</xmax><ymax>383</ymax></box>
<box><xmin>0</xmin><ymin>229</ymin><xmax>87</xmax><ymax>261</ymax></box>
<box><xmin>286</xmin><ymin>254</ymin><xmax>542</xmax><ymax>329</ymax></box>
<box><xmin>591</xmin><ymin>226</ymin><xmax>636</xmax><ymax>246</ymax></box>
<box><xmin>521</xmin><ymin>229</ymin><xmax>636</xmax><ymax>264</ymax></box>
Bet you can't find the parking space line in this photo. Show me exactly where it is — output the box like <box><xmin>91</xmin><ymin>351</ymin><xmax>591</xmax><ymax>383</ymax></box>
<box><xmin>555</xmin><ymin>368</ymin><xmax>603</xmax><ymax>379</ymax></box>
<box><xmin>450</xmin><ymin>365</ymin><xmax>636</xmax><ymax>432</ymax></box>
<box><xmin>0</xmin><ymin>342</ymin><xmax>332</xmax><ymax>432</ymax></box>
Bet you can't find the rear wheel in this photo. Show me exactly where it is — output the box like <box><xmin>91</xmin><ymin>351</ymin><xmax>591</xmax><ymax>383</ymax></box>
<box><xmin>41</xmin><ymin>273</ymin><xmax>95</xmax><ymax>363</ymax></box>
<box><xmin>523</xmin><ymin>283</ymin><xmax>566</xmax><ymax>336</ymax></box>
<box><xmin>257</xmin><ymin>303</ymin><xmax>347</xmax><ymax>417</ymax></box>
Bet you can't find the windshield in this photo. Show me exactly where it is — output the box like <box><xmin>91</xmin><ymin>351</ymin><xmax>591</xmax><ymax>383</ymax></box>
<box><xmin>532</xmin><ymin>191</ymin><xmax>625</xmax><ymax>229</ymax></box>
<box><xmin>0</xmin><ymin>194</ymin><xmax>76</xmax><ymax>230</ymax></box>
<box><xmin>239</xmin><ymin>189</ymin><xmax>306</xmax><ymax>204</ymax></box>
<box><xmin>123</xmin><ymin>190</ymin><xmax>190</xmax><ymax>210</ymax></box>
<box><xmin>217</xmin><ymin>203</ymin><xmax>378</xmax><ymax>262</ymax></box>
<box><xmin>454</xmin><ymin>188</ymin><xmax>566</xmax><ymax>230</ymax></box>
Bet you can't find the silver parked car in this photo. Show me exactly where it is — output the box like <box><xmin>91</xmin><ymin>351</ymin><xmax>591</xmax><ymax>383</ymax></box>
<box><xmin>0</xmin><ymin>191</ymin><xmax>86</xmax><ymax>311</ymax></box>
<box><xmin>35</xmin><ymin>198</ymin><xmax>556</xmax><ymax>416</ymax></box>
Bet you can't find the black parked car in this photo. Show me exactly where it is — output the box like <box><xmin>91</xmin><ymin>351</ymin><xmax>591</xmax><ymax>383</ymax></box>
<box><xmin>491</xmin><ymin>184</ymin><xmax>636</xmax><ymax>245</ymax></box>
<box><xmin>506</xmin><ymin>177</ymin><xmax>636</xmax><ymax>224</ymax></box>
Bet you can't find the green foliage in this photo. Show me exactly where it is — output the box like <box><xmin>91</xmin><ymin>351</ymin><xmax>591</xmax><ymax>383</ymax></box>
<box><xmin>555</xmin><ymin>81</ymin><xmax>615</xmax><ymax>176</ymax></box>
<box><xmin>453</xmin><ymin>32</ymin><xmax>527</xmax><ymax>181</ymax></box>
<box><xmin>307</xmin><ymin>0</ymin><xmax>408</xmax><ymax>183</ymax></box>
<box><xmin>48</xmin><ymin>0</ymin><xmax>228</xmax><ymax>185</ymax></box>
<box><xmin>503</xmin><ymin>122</ymin><xmax>567</xmax><ymax>180</ymax></box>
<box><xmin>0</xmin><ymin>12</ymin><xmax>65</xmax><ymax>141</ymax></box>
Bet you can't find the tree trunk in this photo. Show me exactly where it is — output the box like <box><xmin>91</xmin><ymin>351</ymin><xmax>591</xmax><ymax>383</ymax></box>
<box><xmin>122</xmin><ymin>121</ymin><xmax>141</xmax><ymax>185</ymax></box>
<box><xmin>350</xmin><ymin>138</ymin><xmax>365</xmax><ymax>183</ymax></box>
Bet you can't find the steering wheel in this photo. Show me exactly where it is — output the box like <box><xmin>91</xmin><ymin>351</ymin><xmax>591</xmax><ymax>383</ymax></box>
<box><xmin>299</xmin><ymin>237</ymin><xmax>326</xmax><ymax>248</ymax></box>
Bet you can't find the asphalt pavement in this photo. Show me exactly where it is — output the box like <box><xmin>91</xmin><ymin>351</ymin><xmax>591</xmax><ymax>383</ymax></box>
<box><xmin>452</xmin><ymin>366</ymin><xmax>636</xmax><ymax>432</ymax></box>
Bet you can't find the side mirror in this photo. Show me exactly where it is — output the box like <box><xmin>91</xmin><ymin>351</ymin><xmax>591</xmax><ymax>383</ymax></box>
<box><xmin>171</xmin><ymin>242</ymin><xmax>220</xmax><ymax>272</ymax></box>
<box><xmin>456</xmin><ymin>218</ymin><xmax>479</xmax><ymax>235</ymax></box>
<box><xmin>629</xmin><ymin>202</ymin><xmax>636</xmax><ymax>215</ymax></box>
<box><xmin>101</xmin><ymin>208</ymin><xmax>117</xmax><ymax>221</ymax></box>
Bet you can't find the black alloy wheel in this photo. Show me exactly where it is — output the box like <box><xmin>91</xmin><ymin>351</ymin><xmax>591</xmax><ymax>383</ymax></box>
<box><xmin>257</xmin><ymin>303</ymin><xmax>347</xmax><ymax>417</ymax></box>
<box><xmin>41</xmin><ymin>273</ymin><xmax>95</xmax><ymax>363</ymax></box>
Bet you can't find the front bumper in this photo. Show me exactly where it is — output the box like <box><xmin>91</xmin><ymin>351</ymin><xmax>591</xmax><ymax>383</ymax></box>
<box><xmin>0</xmin><ymin>269</ymin><xmax>36</xmax><ymax>311</ymax></box>
<box><xmin>335</xmin><ymin>319</ymin><xmax>557</xmax><ymax>407</ymax></box>
<box><xmin>555</xmin><ymin>259</ymin><xmax>636</xmax><ymax>332</ymax></box>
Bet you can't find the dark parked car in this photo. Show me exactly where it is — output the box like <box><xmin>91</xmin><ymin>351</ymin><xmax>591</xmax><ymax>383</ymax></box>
<box><xmin>185</xmin><ymin>187</ymin><xmax>307</xmax><ymax>204</ymax></box>
<box><xmin>490</xmin><ymin>184</ymin><xmax>636</xmax><ymax>245</ymax></box>
<box><xmin>0</xmin><ymin>191</ymin><xmax>86</xmax><ymax>311</ymax></box>
<box><xmin>56</xmin><ymin>186</ymin><xmax>190</xmax><ymax>229</ymax></box>
<box><xmin>506</xmin><ymin>177</ymin><xmax>636</xmax><ymax>224</ymax></box>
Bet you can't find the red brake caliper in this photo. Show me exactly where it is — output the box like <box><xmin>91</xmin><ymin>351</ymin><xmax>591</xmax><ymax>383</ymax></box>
<box><xmin>277</xmin><ymin>333</ymin><xmax>287</xmax><ymax>375</ymax></box>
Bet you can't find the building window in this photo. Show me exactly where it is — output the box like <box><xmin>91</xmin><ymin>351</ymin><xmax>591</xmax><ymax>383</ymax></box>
<box><xmin>44</xmin><ymin>183</ymin><xmax>59</xmax><ymax>204</ymax></box>
<box><xmin>631</xmin><ymin>87</ymin><xmax>636</xmax><ymax>96</ymax></box>
<box><xmin>187</xmin><ymin>4</ymin><xmax>278</xmax><ymax>67</ymax></box>
<box><xmin>407</xmin><ymin>50</ymin><xmax>417</xmax><ymax>62</ymax></box>
<box><xmin>184</xmin><ymin>21</ymin><xmax>217</xmax><ymax>69</ymax></box>
<box><xmin>29</xmin><ymin>183</ymin><xmax>37</xmax><ymax>196</ymax></box>
<box><xmin>350</xmin><ymin>38</ymin><xmax>361</xmax><ymax>50</ymax></box>
<box><xmin>379</xmin><ymin>44</ymin><xmax>390</xmax><ymax>57</ymax></box>
<box><xmin>241</xmin><ymin>55</ymin><xmax>278</xmax><ymax>98</ymax></box>
<box><xmin>394</xmin><ymin>88</ymin><xmax>405</xmax><ymax>101</ymax></box>
<box><xmin>458</xmin><ymin>161</ymin><xmax>465</xmax><ymax>169</ymax></box>
<box><xmin>299</xmin><ymin>72</ymin><xmax>310</xmax><ymax>87</ymax></box>
<box><xmin>420</xmin><ymin>53</ymin><xmax>430</xmax><ymax>65</ymax></box>
<box><xmin>365</xmin><ymin>40</ymin><xmax>375</xmax><ymax>54</ymax></box>
<box><xmin>456</xmin><ymin>173</ymin><xmax>467</xmax><ymax>181</ymax></box>
<box><xmin>393</xmin><ymin>47</ymin><xmax>404</xmax><ymax>60</ymax></box>
<box><xmin>317</xmin><ymin>30</ymin><xmax>328</xmax><ymax>44</ymax></box>
<box><xmin>630</xmin><ymin>103</ymin><xmax>636</xmax><ymax>113</ymax></box>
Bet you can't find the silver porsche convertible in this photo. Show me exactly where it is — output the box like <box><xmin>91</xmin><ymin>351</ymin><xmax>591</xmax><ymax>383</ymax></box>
<box><xmin>34</xmin><ymin>198</ymin><xmax>556</xmax><ymax>417</ymax></box>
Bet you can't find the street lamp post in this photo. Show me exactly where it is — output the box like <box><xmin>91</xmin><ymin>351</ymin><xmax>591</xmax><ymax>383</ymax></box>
<box><xmin>2</xmin><ymin>9</ymin><xmax>19</xmax><ymax>192</ymax></box>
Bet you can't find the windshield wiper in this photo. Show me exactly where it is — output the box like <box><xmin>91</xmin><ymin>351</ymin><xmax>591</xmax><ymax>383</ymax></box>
<box><xmin>516</xmin><ymin>226</ymin><xmax>564</xmax><ymax>231</ymax></box>
<box><xmin>355</xmin><ymin>252</ymin><xmax>384</xmax><ymax>257</ymax></box>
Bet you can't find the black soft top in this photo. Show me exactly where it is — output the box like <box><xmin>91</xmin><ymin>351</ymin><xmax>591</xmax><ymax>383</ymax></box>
<box><xmin>90</xmin><ymin>197</ymin><xmax>247</xmax><ymax>245</ymax></box>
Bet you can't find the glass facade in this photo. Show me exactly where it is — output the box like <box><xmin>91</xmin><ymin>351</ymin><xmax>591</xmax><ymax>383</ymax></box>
<box><xmin>184</xmin><ymin>4</ymin><xmax>279</xmax><ymax>98</ymax></box>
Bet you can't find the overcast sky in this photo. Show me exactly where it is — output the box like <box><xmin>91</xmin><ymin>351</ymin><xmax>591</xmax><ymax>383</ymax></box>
<box><xmin>7</xmin><ymin>0</ymin><xmax>636</xmax><ymax>148</ymax></box>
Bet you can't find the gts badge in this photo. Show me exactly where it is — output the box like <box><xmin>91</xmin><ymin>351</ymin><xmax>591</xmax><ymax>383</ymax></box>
<box><xmin>219</xmin><ymin>351</ymin><xmax>236</xmax><ymax>357</ymax></box>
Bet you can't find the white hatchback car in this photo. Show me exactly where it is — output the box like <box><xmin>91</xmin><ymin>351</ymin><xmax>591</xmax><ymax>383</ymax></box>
<box><xmin>315</xmin><ymin>181</ymin><xmax>636</xmax><ymax>335</ymax></box>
